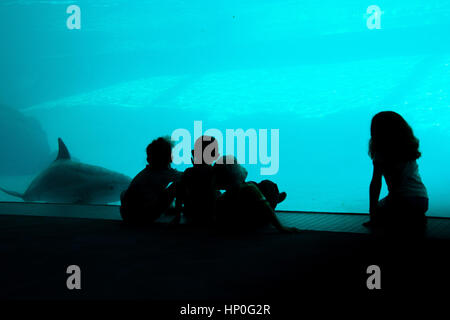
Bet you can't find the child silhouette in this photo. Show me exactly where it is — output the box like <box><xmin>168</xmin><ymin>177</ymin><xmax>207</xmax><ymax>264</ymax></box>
<box><xmin>363</xmin><ymin>111</ymin><xmax>428</xmax><ymax>232</ymax></box>
<box><xmin>173</xmin><ymin>135</ymin><xmax>220</xmax><ymax>225</ymax></box>
<box><xmin>120</xmin><ymin>136</ymin><xmax>181</xmax><ymax>224</ymax></box>
<box><xmin>214</xmin><ymin>155</ymin><xmax>298</xmax><ymax>233</ymax></box>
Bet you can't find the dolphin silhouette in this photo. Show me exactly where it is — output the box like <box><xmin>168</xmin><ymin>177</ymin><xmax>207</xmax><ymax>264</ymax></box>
<box><xmin>0</xmin><ymin>138</ymin><xmax>131</xmax><ymax>204</ymax></box>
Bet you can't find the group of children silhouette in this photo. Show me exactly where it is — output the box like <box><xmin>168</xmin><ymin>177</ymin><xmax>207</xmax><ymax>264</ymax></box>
<box><xmin>120</xmin><ymin>111</ymin><xmax>429</xmax><ymax>235</ymax></box>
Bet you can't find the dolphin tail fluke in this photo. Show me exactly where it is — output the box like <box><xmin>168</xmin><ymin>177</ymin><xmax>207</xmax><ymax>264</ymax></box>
<box><xmin>0</xmin><ymin>187</ymin><xmax>24</xmax><ymax>199</ymax></box>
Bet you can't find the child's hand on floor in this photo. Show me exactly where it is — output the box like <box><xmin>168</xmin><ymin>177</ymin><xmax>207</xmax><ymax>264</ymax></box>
<box><xmin>280</xmin><ymin>226</ymin><xmax>301</xmax><ymax>233</ymax></box>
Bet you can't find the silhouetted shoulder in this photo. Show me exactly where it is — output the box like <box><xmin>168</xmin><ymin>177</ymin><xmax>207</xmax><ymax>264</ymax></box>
<box><xmin>182</xmin><ymin>165</ymin><xmax>214</xmax><ymax>182</ymax></box>
<box><xmin>166</xmin><ymin>167</ymin><xmax>183</xmax><ymax>180</ymax></box>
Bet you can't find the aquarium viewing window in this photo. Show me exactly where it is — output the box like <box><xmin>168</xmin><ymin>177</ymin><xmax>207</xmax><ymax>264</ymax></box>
<box><xmin>0</xmin><ymin>1</ymin><xmax>449</xmax><ymax>216</ymax></box>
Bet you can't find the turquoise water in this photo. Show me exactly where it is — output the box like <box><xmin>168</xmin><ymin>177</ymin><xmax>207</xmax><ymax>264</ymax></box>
<box><xmin>0</xmin><ymin>1</ymin><xmax>449</xmax><ymax>216</ymax></box>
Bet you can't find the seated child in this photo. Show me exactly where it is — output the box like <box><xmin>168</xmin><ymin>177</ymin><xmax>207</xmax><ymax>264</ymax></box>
<box><xmin>173</xmin><ymin>135</ymin><xmax>220</xmax><ymax>225</ymax></box>
<box><xmin>363</xmin><ymin>111</ymin><xmax>428</xmax><ymax>232</ymax></box>
<box><xmin>120</xmin><ymin>136</ymin><xmax>181</xmax><ymax>224</ymax></box>
<box><xmin>214</xmin><ymin>155</ymin><xmax>298</xmax><ymax>233</ymax></box>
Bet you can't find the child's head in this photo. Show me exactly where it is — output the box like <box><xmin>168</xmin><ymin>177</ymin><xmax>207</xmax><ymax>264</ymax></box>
<box><xmin>214</xmin><ymin>155</ymin><xmax>248</xmax><ymax>190</ymax></box>
<box><xmin>257</xmin><ymin>180</ymin><xmax>287</xmax><ymax>210</ymax></box>
<box><xmin>192</xmin><ymin>135</ymin><xmax>219</xmax><ymax>165</ymax></box>
<box><xmin>369</xmin><ymin>111</ymin><xmax>421</xmax><ymax>161</ymax></box>
<box><xmin>146</xmin><ymin>136</ymin><xmax>173</xmax><ymax>169</ymax></box>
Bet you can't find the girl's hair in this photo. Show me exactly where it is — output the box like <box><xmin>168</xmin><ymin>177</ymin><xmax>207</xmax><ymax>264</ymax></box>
<box><xmin>369</xmin><ymin>111</ymin><xmax>421</xmax><ymax>161</ymax></box>
<box><xmin>146</xmin><ymin>136</ymin><xmax>174</xmax><ymax>169</ymax></box>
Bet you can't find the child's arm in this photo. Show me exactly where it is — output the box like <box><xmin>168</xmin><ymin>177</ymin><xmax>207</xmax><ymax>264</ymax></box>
<box><xmin>369</xmin><ymin>162</ymin><xmax>382</xmax><ymax>214</ymax></box>
<box><xmin>171</xmin><ymin>179</ymin><xmax>185</xmax><ymax>225</ymax></box>
<box><xmin>244</xmin><ymin>184</ymin><xmax>299</xmax><ymax>233</ymax></box>
<box><xmin>271</xmin><ymin>210</ymin><xmax>300</xmax><ymax>233</ymax></box>
<box><xmin>266</xmin><ymin>207</ymin><xmax>300</xmax><ymax>233</ymax></box>
<box><xmin>254</xmin><ymin>196</ymin><xmax>299</xmax><ymax>233</ymax></box>
<box><xmin>171</xmin><ymin>198</ymin><xmax>182</xmax><ymax>224</ymax></box>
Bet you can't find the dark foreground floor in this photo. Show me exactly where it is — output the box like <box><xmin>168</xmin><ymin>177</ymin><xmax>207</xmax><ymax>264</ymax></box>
<box><xmin>1</xmin><ymin>213</ymin><xmax>450</xmax><ymax>309</ymax></box>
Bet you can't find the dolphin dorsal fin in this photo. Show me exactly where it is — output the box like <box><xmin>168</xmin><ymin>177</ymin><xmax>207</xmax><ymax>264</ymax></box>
<box><xmin>56</xmin><ymin>138</ymin><xmax>71</xmax><ymax>161</ymax></box>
